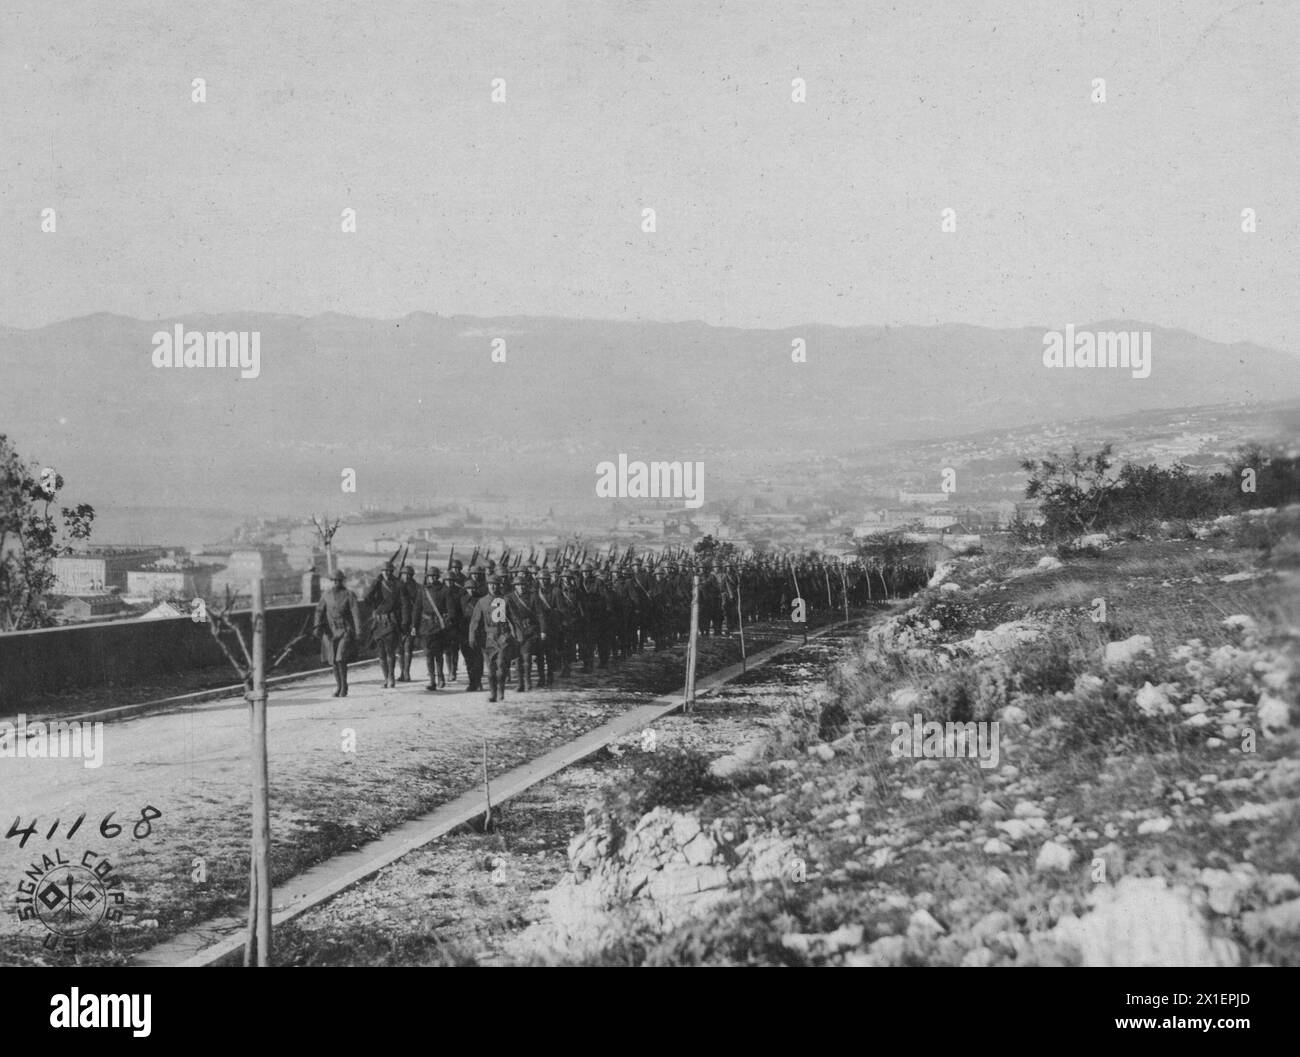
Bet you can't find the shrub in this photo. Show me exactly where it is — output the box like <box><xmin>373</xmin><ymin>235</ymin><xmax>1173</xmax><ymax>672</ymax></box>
<box><xmin>598</xmin><ymin>747</ymin><xmax>729</xmax><ymax>830</ymax></box>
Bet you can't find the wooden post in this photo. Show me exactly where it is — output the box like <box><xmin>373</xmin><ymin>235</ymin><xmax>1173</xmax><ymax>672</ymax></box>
<box><xmin>249</xmin><ymin>578</ymin><xmax>272</xmax><ymax>966</ymax></box>
<box><xmin>684</xmin><ymin>573</ymin><xmax>700</xmax><ymax>712</ymax></box>
<box><xmin>735</xmin><ymin>575</ymin><xmax>746</xmax><ymax>672</ymax></box>
<box><xmin>823</xmin><ymin>567</ymin><xmax>833</xmax><ymax>610</ymax></box>
<box><xmin>839</xmin><ymin>566</ymin><xmax>850</xmax><ymax>622</ymax></box>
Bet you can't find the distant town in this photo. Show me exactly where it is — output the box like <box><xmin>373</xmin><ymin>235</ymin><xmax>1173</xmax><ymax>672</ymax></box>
<box><xmin>41</xmin><ymin>401</ymin><xmax>1291</xmax><ymax>627</ymax></box>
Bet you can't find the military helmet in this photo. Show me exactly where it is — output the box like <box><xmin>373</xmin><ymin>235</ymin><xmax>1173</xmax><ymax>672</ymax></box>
<box><xmin>331</xmin><ymin>570</ymin><xmax>346</xmax><ymax>583</ymax></box>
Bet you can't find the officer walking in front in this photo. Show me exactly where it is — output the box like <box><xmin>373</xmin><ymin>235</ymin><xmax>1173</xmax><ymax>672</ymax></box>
<box><xmin>468</xmin><ymin>573</ymin><xmax>520</xmax><ymax>702</ymax></box>
<box><xmin>314</xmin><ymin>569</ymin><xmax>363</xmax><ymax>697</ymax></box>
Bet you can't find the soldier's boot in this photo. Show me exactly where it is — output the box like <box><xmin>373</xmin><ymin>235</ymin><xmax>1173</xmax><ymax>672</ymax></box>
<box><xmin>332</xmin><ymin>663</ymin><xmax>343</xmax><ymax>697</ymax></box>
<box><xmin>340</xmin><ymin>663</ymin><xmax>350</xmax><ymax>697</ymax></box>
<box><xmin>399</xmin><ymin>641</ymin><xmax>412</xmax><ymax>682</ymax></box>
<box><xmin>487</xmin><ymin>673</ymin><xmax>498</xmax><ymax>703</ymax></box>
<box><xmin>437</xmin><ymin>655</ymin><xmax>446</xmax><ymax>689</ymax></box>
<box><xmin>497</xmin><ymin>668</ymin><xmax>505</xmax><ymax>701</ymax></box>
<box><xmin>425</xmin><ymin>650</ymin><xmax>437</xmax><ymax>691</ymax></box>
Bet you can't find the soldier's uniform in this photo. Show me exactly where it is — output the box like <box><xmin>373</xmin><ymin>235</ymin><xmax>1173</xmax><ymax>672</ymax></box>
<box><xmin>509</xmin><ymin>577</ymin><xmax>548</xmax><ymax>691</ymax></box>
<box><xmin>649</xmin><ymin>568</ymin><xmax>673</xmax><ymax>649</ymax></box>
<box><xmin>364</xmin><ymin>563</ymin><xmax>402</xmax><ymax>688</ymax></box>
<box><xmin>457</xmin><ymin>570</ymin><xmax>485</xmax><ymax>691</ymax></box>
<box><xmin>395</xmin><ymin>565</ymin><xmax>420</xmax><ymax>681</ymax></box>
<box><xmin>580</xmin><ymin>564</ymin><xmax>609</xmax><ymax>669</ymax></box>
<box><xmin>314</xmin><ymin>571</ymin><xmax>363</xmax><ymax>697</ymax></box>
<box><xmin>413</xmin><ymin>569</ymin><xmax>461</xmax><ymax>690</ymax></box>
<box><xmin>468</xmin><ymin>574</ymin><xmax>521</xmax><ymax>702</ymax></box>
<box><xmin>554</xmin><ymin>571</ymin><xmax>584</xmax><ymax>677</ymax></box>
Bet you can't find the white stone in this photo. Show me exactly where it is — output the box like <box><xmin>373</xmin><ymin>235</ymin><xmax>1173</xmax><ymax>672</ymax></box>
<box><xmin>1257</xmin><ymin>694</ymin><xmax>1291</xmax><ymax>733</ymax></box>
<box><xmin>1053</xmin><ymin>877</ymin><xmax>1240</xmax><ymax>967</ymax></box>
<box><xmin>1035</xmin><ymin>841</ymin><xmax>1074</xmax><ymax>872</ymax></box>
<box><xmin>1104</xmin><ymin>635</ymin><xmax>1155</xmax><ymax>668</ymax></box>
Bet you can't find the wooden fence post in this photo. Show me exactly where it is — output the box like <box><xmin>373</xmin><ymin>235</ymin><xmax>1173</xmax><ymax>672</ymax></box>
<box><xmin>249</xmin><ymin>578</ymin><xmax>272</xmax><ymax>966</ymax></box>
<box><xmin>735</xmin><ymin>576</ymin><xmax>746</xmax><ymax>673</ymax></box>
<box><xmin>684</xmin><ymin>573</ymin><xmax>700</xmax><ymax>712</ymax></box>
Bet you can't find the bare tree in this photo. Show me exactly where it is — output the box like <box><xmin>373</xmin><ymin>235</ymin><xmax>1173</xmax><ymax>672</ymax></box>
<box><xmin>311</xmin><ymin>515</ymin><xmax>341</xmax><ymax>575</ymax></box>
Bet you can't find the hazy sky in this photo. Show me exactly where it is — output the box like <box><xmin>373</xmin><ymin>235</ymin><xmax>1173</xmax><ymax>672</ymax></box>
<box><xmin>3</xmin><ymin>0</ymin><xmax>1297</xmax><ymax>350</ymax></box>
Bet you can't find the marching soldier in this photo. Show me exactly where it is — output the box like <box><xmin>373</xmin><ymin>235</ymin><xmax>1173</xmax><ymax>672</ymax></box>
<box><xmin>314</xmin><ymin>569</ymin><xmax>363</xmax><ymax>697</ymax></box>
<box><xmin>364</xmin><ymin>561</ymin><xmax>402</xmax><ymax>688</ymax></box>
<box><xmin>414</xmin><ymin>567</ymin><xmax>461</xmax><ymax>690</ymax></box>
<box><xmin>456</xmin><ymin>569</ymin><xmax>485</xmax><ymax>692</ymax></box>
<box><xmin>509</xmin><ymin>573</ymin><xmax>548</xmax><ymax>691</ymax></box>
<box><xmin>469</xmin><ymin>573</ymin><xmax>520</xmax><ymax>702</ymax></box>
<box><xmin>396</xmin><ymin>564</ymin><xmax>420</xmax><ymax>682</ymax></box>
<box><xmin>554</xmin><ymin>569</ymin><xmax>584</xmax><ymax>677</ymax></box>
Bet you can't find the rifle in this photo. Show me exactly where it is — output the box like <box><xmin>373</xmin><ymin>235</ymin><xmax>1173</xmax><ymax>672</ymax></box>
<box><xmin>448</xmin><ymin>544</ymin><xmax>455</xmax><ymax>570</ymax></box>
<box><xmin>469</xmin><ymin>545</ymin><xmax>479</xmax><ymax>569</ymax></box>
<box><xmin>423</xmin><ymin>552</ymin><xmax>429</xmax><ymax>580</ymax></box>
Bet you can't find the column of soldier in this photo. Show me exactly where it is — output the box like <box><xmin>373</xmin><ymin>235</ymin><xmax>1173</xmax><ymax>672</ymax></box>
<box><xmin>314</xmin><ymin>547</ymin><xmax>876</xmax><ymax>703</ymax></box>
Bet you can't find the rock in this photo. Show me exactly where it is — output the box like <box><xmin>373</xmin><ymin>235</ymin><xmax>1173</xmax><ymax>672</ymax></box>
<box><xmin>984</xmin><ymin>867</ymin><xmax>1012</xmax><ymax>890</ymax></box>
<box><xmin>1135</xmin><ymin>682</ymin><xmax>1177</xmax><ymax>717</ymax></box>
<box><xmin>1242</xmin><ymin>897</ymin><xmax>1300</xmax><ymax>943</ymax></box>
<box><xmin>1035</xmin><ymin>841</ymin><xmax>1074</xmax><ymax>873</ymax></box>
<box><xmin>972</xmin><ymin>910</ymin><xmax>1013</xmax><ymax>942</ymax></box>
<box><xmin>948</xmin><ymin>620</ymin><xmax>1044</xmax><ymax>657</ymax></box>
<box><xmin>1104</xmin><ymin>635</ymin><xmax>1155</xmax><ymax>668</ymax></box>
<box><xmin>1137</xmin><ymin>817</ymin><xmax>1173</xmax><ymax>835</ymax></box>
<box><xmin>810</xmin><ymin>743</ymin><xmax>835</xmax><ymax>763</ymax></box>
<box><xmin>901</xmin><ymin>787</ymin><xmax>925</xmax><ymax>801</ymax></box>
<box><xmin>907</xmin><ymin>908</ymin><xmax>945</xmax><ymax>938</ymax></box>
<box><xmin>1014</xmin><ymin>800</ymin><xmax>1046</xmax><ymax>819</ymax></box>
<box><xmin>1261</xmin><ymin>873</ymin><xmax>1300</xmax><ymax>904</ymax></box>
<box><xmin>781</xmin><ymin>923</ymin><xmax>864</xmax><ymax>956</ymax></box>
<box><xmin>999</xmin><ymin>704</ymin><xmax>1028</xmax><ymax>726</ymax></box>
<box><xmin>1257</xmin><ymin>694</ymin><xmax>1292</xmax><ymax>734</ymax></box>
<box><xmin>961</xmin><ymin>946</ymin><xmax>994</xmax><ymax>967</ymax></box>
<box><xmin>940</xmin><ymin>582</ymin><xmax>961</xmax><ymax>593</ymax></box>
<box><xmin>978</xmin><ymin>798</ymin><xmax>1005</xmax><ymax>819</ymax></box>
<box><xmin>889</xmin><ymin>687</ymin><xmax>923</xmax><ymax>711</ymax></box>
<box><xmin>682</xmin><ymin>832</ymin><xmax>716</xmax><ymax>867</ymax></box>
<box><xmin>1035</xmin><ymin>555</ymin><xmax>1063</xmax><ymax>571</ymax></box>
<box><xmin>983</xmin><ymin>838</ymin><xmax>1012</xmax><ymax>855</ymax></box>
<box><xmin>1053</xmin><ymin>877</ymin><xmax>1240</xmax><ymax>967</ymax></box>
<box><xmin>996</xmin><ymin>817</ymin><xmax>1047</xmax><ymax>842</ymax></box>
<box><xmin>1199</xmin><ymin>868</ymin><xmax>1254</xmax><ymax>916</ymax></box>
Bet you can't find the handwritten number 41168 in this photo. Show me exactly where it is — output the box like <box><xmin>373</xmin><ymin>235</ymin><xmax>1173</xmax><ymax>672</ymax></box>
<box><xmin>5</xmin><ymin>806</ymin><xmax>162</xmax><ymax>849</ymax></box>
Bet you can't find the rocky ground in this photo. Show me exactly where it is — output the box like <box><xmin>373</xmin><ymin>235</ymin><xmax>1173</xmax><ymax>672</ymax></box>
<box><xmin>274</xmin><ymin>506</ymin><xmax>1299</xmax><ymax>966</ymax></box>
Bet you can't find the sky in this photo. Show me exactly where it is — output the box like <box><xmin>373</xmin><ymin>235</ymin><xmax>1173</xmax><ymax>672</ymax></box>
<box><xmin>2</xmin><ymin>0</ymin><xmax>1297</xmax><ymax>351</ymax></box>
